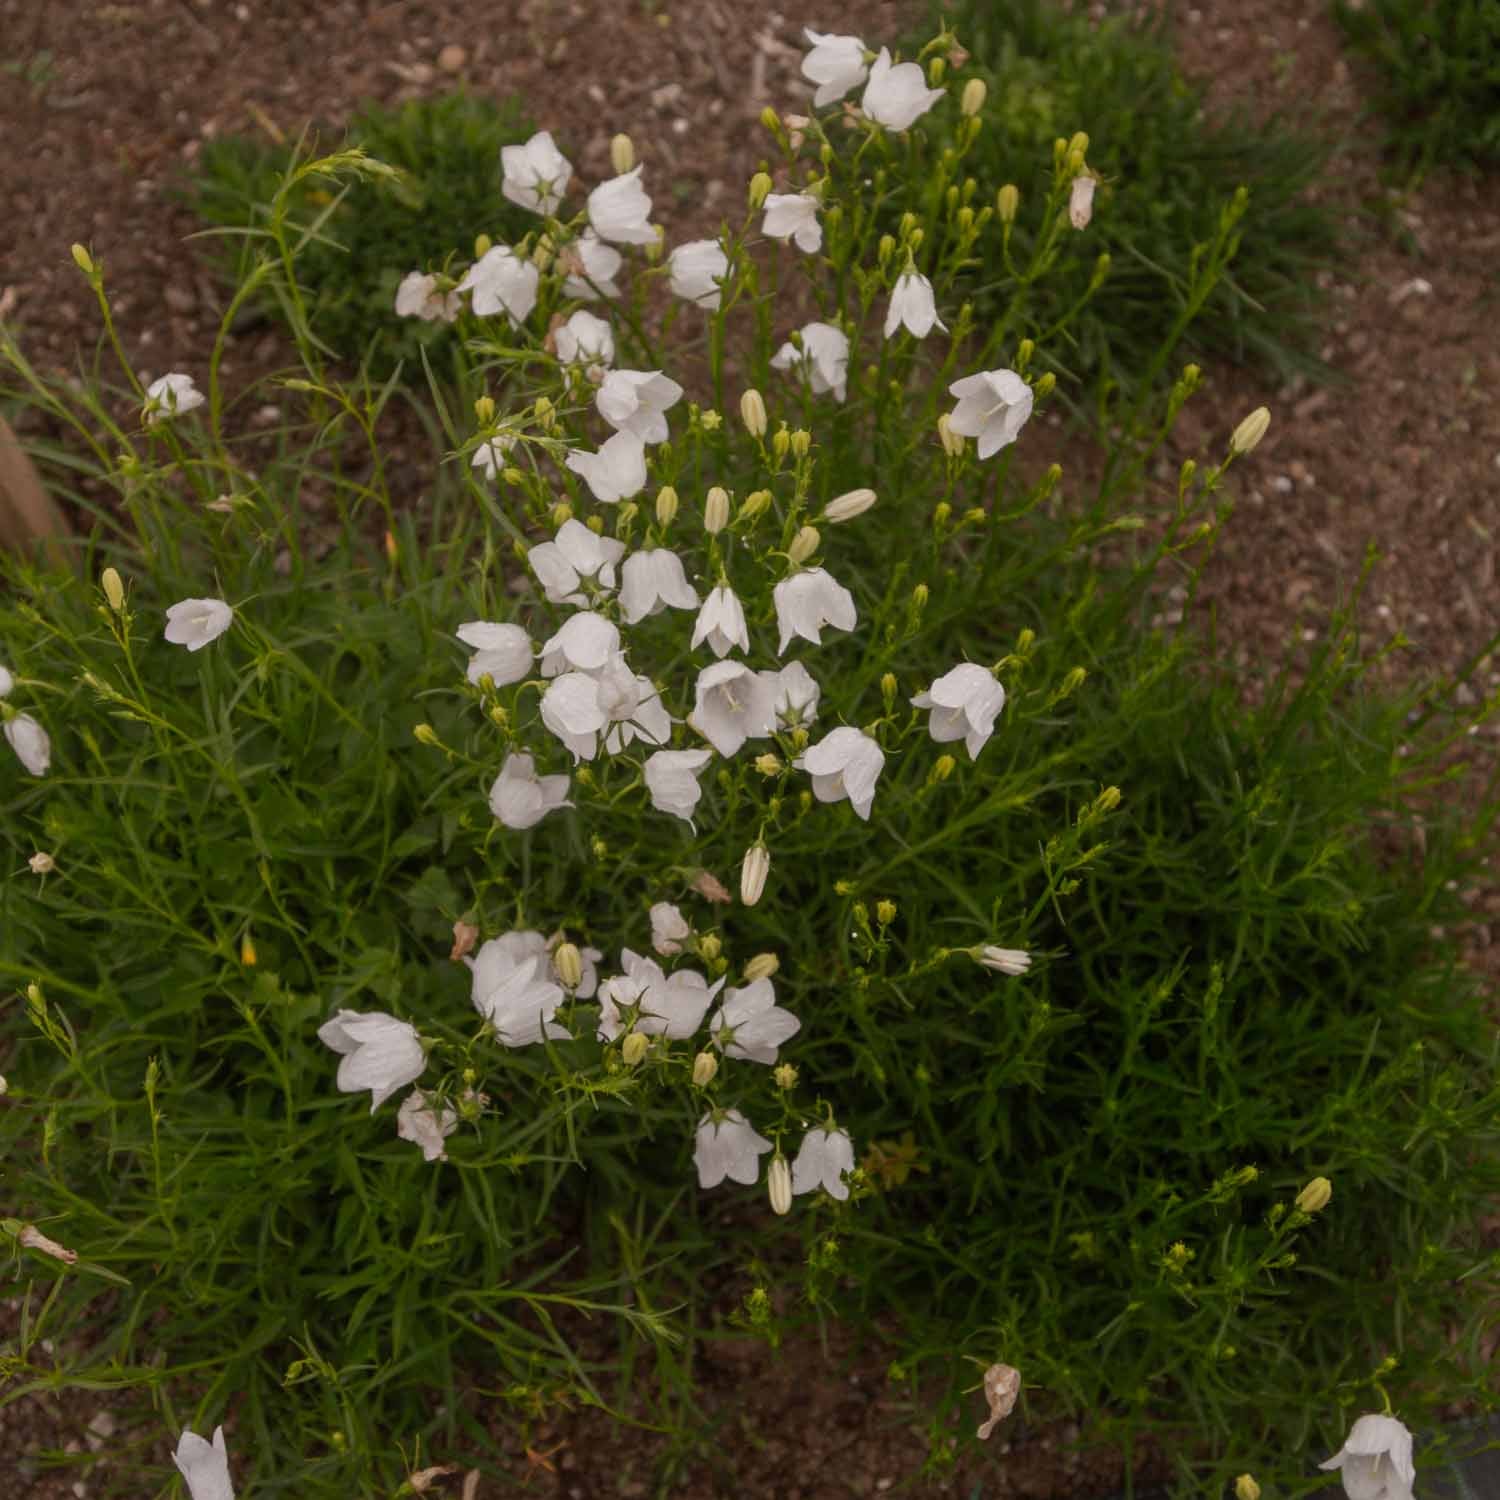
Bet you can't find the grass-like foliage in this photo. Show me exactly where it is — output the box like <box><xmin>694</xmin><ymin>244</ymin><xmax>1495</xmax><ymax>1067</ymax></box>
<box><xmin>1333</xmin><ymin>0</ymin><xmax>1500</xmax><ymax>174</ymax></box>
<box><xmin>186</xmin><ymin>91</ymin><xmax>538</xmax><ymax>377</ymax></box>
<box><xmin>3</xmin><ymin>23</ymin><xmax>1498</xmax><ymax>1500</ymax></box>
<box><xmin>913</xmin><ymin>0</ymin><xmax>1342</xmax><ymax>396</ymax></box>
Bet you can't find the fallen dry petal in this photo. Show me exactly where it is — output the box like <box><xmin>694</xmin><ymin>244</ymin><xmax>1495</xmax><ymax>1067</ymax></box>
<box><xmin>18</xmin><ymin>1224</ymin><xmax>79</xmax><ymax>1264</ymax></box>
<box><xmin>977</xmin><ymin>1362</ymin><xmax>1021</xmax><ymax>1440</ymax></box>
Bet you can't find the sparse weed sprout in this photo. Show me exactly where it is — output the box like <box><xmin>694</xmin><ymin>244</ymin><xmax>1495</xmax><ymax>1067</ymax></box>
<box><xmin>2</xmin><ymin>19</ymin><xmax>1497</xmax><ymax>1500</ymax></box>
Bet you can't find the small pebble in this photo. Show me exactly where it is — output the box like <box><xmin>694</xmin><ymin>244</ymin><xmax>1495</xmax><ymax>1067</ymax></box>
<box><xmin>438</xmin><ymin>44</ymin><xmax>466</xmax><ymax>73</ymax></box>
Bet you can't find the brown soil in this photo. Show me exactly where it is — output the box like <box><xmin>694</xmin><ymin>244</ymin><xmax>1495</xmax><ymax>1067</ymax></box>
<box><xmin>1</xmin><ymin>0</ymin><xmax>1496</xmax><ymax>1496</ymax></box>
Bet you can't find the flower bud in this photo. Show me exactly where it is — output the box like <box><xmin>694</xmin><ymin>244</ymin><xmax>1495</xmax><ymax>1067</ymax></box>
<box><xmin>880</xmin><ymin>671</ymin><xmax>898</xmax><ymax>708</ymax></box>
<box><xmin>743</xmin><ymin>952</ymin><xmax>780</xmax><ymax>982</ymax></box>
<box><xmin>488</xmin><ymin>705</ymin><xmax>508</xmax><ymax>728</ymax></box>
<box><xmin>1295</xmin><ymin>1177</ymin><xmax>1332</xmax><ymax>1214</ymax></box>
<box><xmin>937</xmin><ymin>414</ymin><xmax>964</xmax><ymax>458</ymax></box>
<box><xmin>621</xmin><ymin>1031</ymin><xmax>649</xmax><ymax>1066</ymax></box>
<box><xmin>654</xmin><ymin>485</ymin><xmax>679</xmax><ymax>527</ymax></box>
<box><xmin>787</xmin><ymin>525</ymin><xmax>820</xmax><ymax>564</ymax></box>
<box><xmin>554</xmin><ymin>942</ymin><xmax>583</xmax><ymax>990</ymax></box>
<box><xmin>740</xmin><ymin>843</ymin><xmax>770</xmax><ymax>906</ymax></box>
<box><xmin>0</xmin><ymin>1075</ymin><xmax>6</xmax><ymax>1095</ymax></box>
<box><xmin>773</xmin><ymin>1063</ymin><xmax>798</xmax><ymax>1091</ymax></box>
<box><xmin>878</xmin><ymin>233</ymin><xmax>896</xmax><ymax>266</ymax></box>
<box><xmin>502</xmin><ymin>466</ymin><xmax>525</xmax><ymax>485</ymax></box>
<box><xmin>692</xmin><ymin>1051</ymin><xmax>719</xmax><ymax>1087</ymax></box>
<box><xmin>748</xmin><ymin>170</ymin><xmax>772</xmax><ymax>210</ymax></box>
<box><xmin>70</xmin><ymin>243</ymin><xmax>95</xmax><ymax>276</ymax></box>
<box><xmin>753</xmin><ymin>752</ymin><xmax>783</xmax><ymax>777</ymax></box>
<box><xmin>1229</xmin><ymin>405</ymin><xmax>1271</xmax><ymax>457</ymax></box>
<box><xmin>384</xmin><ymin>530</ymin><xmax>399</xmax><ymax>565</ymax></box>
<box><xmin>996</xmin><ymin>184</ymin><xmax>1019</xmax><ymax>224</ymax></box>
<box><xmin>790</xmin><ymin>428</ymin><xmax>811</xmax><ymax>458</ymax></box>
<box><xmin>240</xmin><ymin>930</ymin><xmax>257</xmax><ymax>966</ymax></box>
<box><xmin>1095</xmin><ymin>785</ymin><xmax>1122</xmax><ymax>814</ymax></box>
<box><xmin>933</xmin><ymin>500</ymin><xmax>952</xmax><ymax>528</ymax></box>
<box><xmin>101</xmin><ymin>567</ymin><xmax>125</xmax><ymax>612</ymax></box>
<box><xmin>413</xmin><ymin>724</ymin><xmax>441</xmax><ymax>748</ymax></box>
<box><xmin>740</xmin><ymin>489</ymin><xmax>772</xmax><ymax>521</ymax></box>
<box><xmin>739</xmin><ymin>388</ymin><xmax>768</xmax><ymax>438</ymax></box>
<box><xmin>1034</xmin><ymin>372</ymin><xmax>1056</xmax><ymax>399</ymax></box>
<box><xmin>825</xmin><ymin>487</ymin><xmax>875</xmax><ymax>523</ymax></box>
<box><xmin>28</xmin><ymin>852</ymin><xmax>55</xmax><ymax>875</ymax></box>
<box><xmin>698</xmin><ymin>933</ymin><xmax>723</xmax><ymax>963</ymax></box>
<box><xmin>705</xmin><ymin>487</ymin><xmax>730</xmax><ymax>535</ymax></box>
<box><xmin>960</xmin><ymin>78</ymin><xmax>987</xmax><ymax>117</ymax></box>
<box><xmin>586</xmin><ymin>514</ymin><xmax>605</xmax><ymax>535</ymax></box>
<box><xmin>474</xmin><ymin>232</ymin><xmax>493</xmax><ymax>259</ymax></box>
<box><xmin>927</xmin><ymin>56</ymin><xmax>946</xmax><ymax>85</ymax></box>
<box><xmin>1234</xmin><ymin>1476</ymin><xmax>1261</xmax><ymax>1500</ymax></box>
<box><xmin>550</xmin><ymin>501</ymin><xmax>574</xmax><ymax>530</ymax></box>
<box><xmin>931</xmin><ymin>754</ymin><xmax>956</xmax><ymax>783</ymax></box>
<box><xmin>760</xmin><ymin>105</ymin><xmax>781</xmax><ymax>134</ymax></box>
<box><xmin>768</xmin><ymin>1156</ymin><xmax>793</xmax><ymax>1215</ymax></box>
<box><xmin>876</xmin><ymin>900</ymin><xmax>897</xmax><ymax>926</ymax></box>
<box><xmin>610</xmin><ymin>132</ymin><xmax>636</xmax><ymax>175</ymax></box>
<box><xmin>771</xmin><ymin>426</ymin><xmax>790</xmax><ymax>461</ymax></box>
<box><xmin>912</xmin><ymin>582</ymin><xmax>929</xmax><ymax>611</ymax></box>
<box><xmin>474</xmin><ymin>395</ymin><xmax>496</xmax><ymax>425</ymax></box>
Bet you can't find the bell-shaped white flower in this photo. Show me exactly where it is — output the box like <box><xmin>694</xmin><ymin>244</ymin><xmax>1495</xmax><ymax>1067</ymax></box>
<box><xmin>456</xmin><ymin>621</ymin><xmax>532</xmax><ymax>686</ymax></box>
<box><xmin>144</xmin><ymin>372</ymin><xmax>205</xmax><ymax>426</ymax></box>
<box><xmin>595</xmin><ymin>971</ymin><xmax>648</xmax><ymax>1043</ymax></box>
<box><xmin>501</xmin><ymin>129</ymin><xmax>572</xmax><ymax>216</ymax></box>
<box><xmin>772</xmin><ymin>567</ymin><xmax>857</xmax><ymax>655</ymax></box>
<box><xmin>458</xmin><ymin>245</ymin><xmax>539</xmax><ymax>325</ymax></box>
<box><xmin>469</xmin><ymin>929</ymin><xmax>596</xmax><ymax>998</ymax></box>
<box><xmin>554</xmin><ymin>309</ymin><xmax>615</xmax><ymax>368</ymax></box>
<box><xmin>691</xmin><ymin>585</ymin><xmax>750</xmax><ymax>658</ymax></box>
<box><xmin>397</xmin><ymin>1088</ymin><xmax>459</xmax><ymax>1162</ymax></box>
<box><xmin>762</xmin><ymin>193</ymin><xmax>822</xmax><ymax>254</ymax></box>
<box><xmin>596</xmin><ymin>369</ymin><xmax>684</xmax><ymax>444</ymax></box>
<box><xmin>394</xmin><ymin>271</ymin><xmax>460</xmax><ymax>323</ymax></box>
<box><xmin>539</xmin><ymin>611</ymin><xmax>620</xmax><ymax>676</ymax></box>
<box><xmin>689</xmin><ymin>660</ymin><xmax>777</xmax><ymax>758</ymax></box>
<box><xmin>488</xmin><ymin>751</ymin><xmax>571</xmax><ymax>830</ymax></box>
<box><xmin>947</xmin><ymin>369</ymin><xmax>1034</xmax><ymax>459</ymax></box>
<box><xmin>541</xmin><ymin>671</ymin><xmax>608</xmax><ymax>761</ymax></box>
<box><xmin>860</xmin><ymin>47</ymin><xmax>945</xmax><ymax>131</ymax></box>
<box><xmin>791</xmin><ymin>1127</ymin><xmax>855</xmax><ymax>1199</ymax></box>
<box><xmin>801</xmin><ymin>28</ymin><xmax>868</xmax><ymax>107</ymax></box>
<box><xmin>644</xmin><ymin>747</ymin><xmax>714</xmax><ymax>823</ymax></box>
<box><xmin>4</xmin><ymin>714</ymin><xmax>51</xmax><ymax>776</ymax></box>
<box><xmin>1069</xmin><ymin>172</ymin><xmax>1097</xmax><ymax>231</ymax></box>
<box><xmin>794</xmin><ymin>725</ymin><xmax>885</xmax><ymax>820</ymax></box>
<box><xmin>173</xmin><ymin>1427</ymin><xmax>235</xmax><ymax>1500</ymax></box>
<box><xmin>770</xmin><ymin>321</ymin><xmax>849</xmax><ymax>402</ymax></box>
<box><xmin>528</xmin><ymin>519</ymin><xmax>626</xmax><ymax>607</ymax></box>
<box><xmin>600</xmin><ymin>949</ymin><xmax>723</xmax><ymax>1040</ymax></box>
<box><xmin>164</xmin><ymin>597</ymin><xmax>233</xmax><ymax>653</ymax></box>
<box><xmin>565</xmin><ymin>429</ymin><xmax>647</xmax><ymax>504</ymax></box>
<box><xmin>469</xmin><ymin>435</ymin><xmax>518</xmax><ymax>481</ymax></box>
<box><xmin>694</xmin><ymin>1108</ymin><xmax>773</xmax><ymax>1189</ymax></box>
<box><xmin>598</xmin><ymin>657</ymin><xmax>673</xmax><ymax>753</ymax></box>
<box><xmin>668</xmin><ymin>238</ymin><xmax>730</xmax><ymax>309</ymax></box>
<box><xmin>912</xmin><ymin>663</ymin><xmax>1006</xmax><ymax>758</ymax></box>
<box><xmin>650</xmin><ymin>902</ymin><xmax>692</xmax><ymax>956</ymax></box>
<box><xmin>979</xmin><ymin>946</ymin><xmax>1030</xmax><ymax>976</ymax></box>
<box><xmin>466</xmin><ymin>946</ymin><xmax>569</xmax><ymax>1046</ymax></box>
<box><xmin>317</xmin><ymin>1009</ymin><xmax>426</xmax><ymax>1113</ymax></box>
<box><xmin>761</xmin><ymin>660</ymin><xmax>820</xmax><ymax>727</ymax></box>
<box><xmin>1318</xmin><ymin>1413</ymin><xmax>1415</xmax><ymax>1500</ymax></box>
<box><xmin>709</xmin><ymin>977</ymin><xmax>801</xmax><ymax>1064</ymax></box>
<box><xmin>587</xmin><ymin>166</ymin><xmax>655</xmax><ymax>245</ymax></box>
<box><xmin>562</xmin><ymin>229</ymin><xmax>623</xmax><ymax>300</ymax></box>
<box><xmin>619</xmin><ymin>549</ymin><xmax>698</xmax><ymax>624</ymax></box>
<box><xmin>0</xmin><ymin>664</ymin><xmax>13</xmax><ymax>697</ymax></box>
<box><xmin>884</xmin><ymin>271</ymin><xmax>946</xmax><ymax>340</ymax></box>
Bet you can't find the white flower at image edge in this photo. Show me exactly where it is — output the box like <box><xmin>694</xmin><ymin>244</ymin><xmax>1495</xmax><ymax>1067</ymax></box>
<box><xmin>317</xmin><ymin>1010</ymin><xmax>426</xmax><ymax>1113</ymax></box>
<box><xmin>912</xmin><ymin>663</ymin><xmax>1006</xmax><ymax>758</ymax></box>
<box><xmin>554</xmin><ymin>309</ymin><xmax>615</xmax><ymax>368</ymax></box>
<box><xmin>644</xmin><ymin>747</ymin><xmax>714</xmax><ymax>824</ymax></box>
<box><xmin>860</xmin><ymin>47</ymin><xmax>945</xmax><ymax>131</ymax></box>
<box><xmin>173</xmin><ymin>1426</ymin><xmax>235</xmax><ymax>1500</ymax></box>
<box><xmin>947</xmin><ymin>369</ymin><xmax>1034</xmax><ymax>459</ymax></box>
<box><xmin>801</xmin><ymin>28</ymin><xmax>868</xmax><ymax>107</ymax></box>
<box><xmin>164</xmin><ymin>597</ymin><xmax>233</xmax><ymax>653</ymax></box>
<box><xmin>762</xmin><ymin>193</ymin><xmax>823</xmax><ymax>254</ymax></box>
<box><xmin>884</xmin><ymin>271</ymin><xmax>946</xmax><ymax>340</ymax></box>
<box><xmin>794</xmin><ymin>726</ymin><xmax>885</xmax><ymax>820</ymax></box>
<box><xmin>689</xmin><ymin>660</ymin><xmax>777</xmax><ymax>758</ymax></box>
<box><xmin>501</xmin><ymin>129</ymin><xmax>572</xmax><ymax>215</ymax></box>
<box><xmin>470</xmin><ymin>433</ymin><xmax>515</xmax><ymax>481</ymax></box>
<box><xmin>694</xmin><ymin>1108</ymin><xmax>773</xmax><ymax>1189</ymax></box>
<box><xmin>772</xmin><ymin>567</ymin><xmax>857</xmax><ymax>655</ymax></box>
<box><xmin>565</xmin><ymin>429</ymin><xmax>647</xmax><ymax>503</ymax></box>
<box><xmin>770</xmin><ymin>321</ymin><xmax>849</xmax><ymax>402</ymax></box>
<box><xmin>650</xmin><ymin>901</ymin><xmax>692</xmax><ymax>956</ymax></box>
<box><xmin>587</xmin><ymin>165</ymin><xmax>655</xmax><ymax>245</ymax></box>
<box><xmin>562</xmin><ymin>229</ymin><xmax>623</xmax><ymax>301</ymax></box>
<box><xmin>791</xmin><ymin>1127</ymin><xmax>855</xmax><ymax>1199</ymax></box>
<box><xmin>1319</xmin><ymin>1413</ymin><xmax>1416</xmax><ymax>1500</ymax></box>
<box><xmin>596</xmin><ymin>369</ymin><xmax>684</xmax><ymax>444</ymax></box>
<box><xmin>5</xmin><ymin>714</ymin><xmax>50</xmax><ymax>776</ymax></box>
<box><xmin>144</xmin><ymin>372</ymin><xmax>205</xmax><ymax>426</ymax></box>
<box><xmin>396</xmin><ymin>1088</ymin><xmax>459</xmax><ymax>1163</ymax></box>
<box><xmin>456</xmin><ymin>620</ymin><xmax>532</xmax><ymax>686</ymax></box>
<box><xmin>465</xmin><ymin>942</ymin><xmax>569</xmax><ymax>1046</ymax></box>
<box><xmin>528</xmin><ymin>519</ymin><xmax>626</xmax><ymax>606</ymax></box>
<box><xmin>457</xmin><ymin>245</ymin><xmax>539</xmax><ymax>324</ymax></box>
<box><xmin>709</xmin><ymin>978</ymin><xmax>801</xmax><ymax>1064</ymax></box>
<box><xmin>488</xmin><ymin>751</ymin><xmax>572</xmax><ymax>830</ymax></box>
<box><xmin>667</xmin><ymin>238</ymin><xmax>730</xmax><ymax>309</ymax></box>
<box><xmin>619</xmin><ymin>548</ymin><xmax>698</xmax><ymax>624</ymax></box>
<box><xmin>394</xmin><ymin>271</ymin><xmax>460</xmax><ymax>323</ymax></box>
<box><xmin>539</xmin><ymin>611</ymin><xmax>619</xmax><ymax>676</ymax></box>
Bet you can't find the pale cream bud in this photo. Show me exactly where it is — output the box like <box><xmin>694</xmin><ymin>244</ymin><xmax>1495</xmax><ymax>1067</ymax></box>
<box><xmin>740</xmin><ymin>843</ymin><xmax>770</xmax><ymax>906</ymax></box>
<box><xmin>768</xmin><ymin>1156</ymin><xmax>793</xmax><ymax>1215</ymax></box>
<box><xmin>748</xmin><ymin>170</ymin><xmax>772</xmax><ymax>210</ymax></box>
<box><xmin>551</xmin><ymin>500</ymin><xmax>574</xmax><ymax>528</ymax></box>
<box><xmin>739</xmin><ymin>388</ymin><xmax>768</xmax><ymax>438</ymax></box>
<box><xmin>938</xmin><ymin>413</ymin><xmax>964</xmax><ymax>458</ymax></box>
<box><xmin>790</xmin><ymin>428</ymin><xmax>811</xmax><ymax>458</ymax></box>
<box><xmin>412</xmin><ymin>724</ymin><xmax>441</xmax><ymax>748</ymax></box>
<box><xmin>1229</xmin><ymin>406</ymin><xmax>1271</xmax><ymax>457</ymax></box>
<box><xmin>771</xmin><ymin>427</ymin><xmax>790</xmax><ymax>460</ymax></box>
<box><xmin>743</xmin><ymin>952</ymin><xmax>780</xmax><ymax>982</ymax></box>
<box><xmin>996</xmin><ymin>184</ymin><xmax>1019</xmax><ymax>224</ymax></box>
<box><xmin>28</xmin><ymin>852</ymin><xmax>55</xmax><ymax>875</ymax></box>
<box><xmin>740</xmin><ymin>489</ymin><xmax>772</xmax><ymax>521</ymax></box>
<box><xmin>1234</xmin><ymin>1476</ymin><xmax>1261</xmax><ymax>1500</ymax></box>
<box><xmin>1295</xmin><ymin>1177</ymin><xmax>1332</xmax><ymax>1214</ymax></box>
<box><xmin>824</xmin><ymin>487</ymin><xmax>876</xmax><ymax>523</ymax></box>
<box><xmin>773</xmin><ymin>1063</ymin><xmax>798</xmax><ymax>1091</ymax></box>
<box><xmin>753</xmin><ymin>752</ymin><xmax>783</xmax><ymax>777</ymax></box>
<box><xmin>698</xmin><ymin>933</ymin><xmax>723</xmax><ymax>963</ymax></box>
<box><xmin>554</xmin><ymin>942</ymin><xmax>583</xmax><ymax>990</ymax></box>
<box><xmin>692</xmin><ymin>1051</ymin><xmax>719</xmax><ymax>1087</ymax></box>
<box><xmin>610</xmin><ymin>132</ymin><xmax>636</xmax><ymax>175</ymax></box>
<box><xmin>474</xmin><ymin>395</ymin><xmax>496</xmax><ymax>425</ymax></box>
<box><xmin>70</xmin><ymin>243</ymin><xmax>95</xmax><ymax>276</ymax></box>
<box><xmin>655</xmin><ymin>485</ymin><xmax>679</xmax><ymax>527</ymax></box>
<box><xmin>787</xmin><ymin>525</ymin><xmax>820</xmax><ymax>564</ymax></box>
<box><xmin>101</xmin><ymin>567</ymin><xmax>125</xmax><ymax>612</ymax></box>
<box><xmin>704</xmin><ymin>486</ymin><xmax>730</xmax><ymax>535</ymax></box>
<box><xmin>876</xmin><ymin>900</ymin><xmax>897</xmax><ymax>926</ymax></box>
<box><xmin>621</xmin><ymin>1031</ymin><xmax>649</xmax><ymax>1066</ymax></box>
<box><xmin>960</xmin><ymin>78</ymin><xmax>987</xmax><ymax>117</ymax></box>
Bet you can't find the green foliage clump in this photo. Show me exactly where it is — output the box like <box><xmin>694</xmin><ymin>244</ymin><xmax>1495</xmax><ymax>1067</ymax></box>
<box><xmin>187</xmin><ymin>91</ymin><xmax>538</xmax><ymax>375</ymax></box>
<box><xmin>1333</xmin><ymin>0</ymin><xmax>1500</xmax><ymax>173</ymax></box>
<box><xmin>917</xmin><ymin>0</ymin><xmax>1342</xmax><ymax>392</ymax></box>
